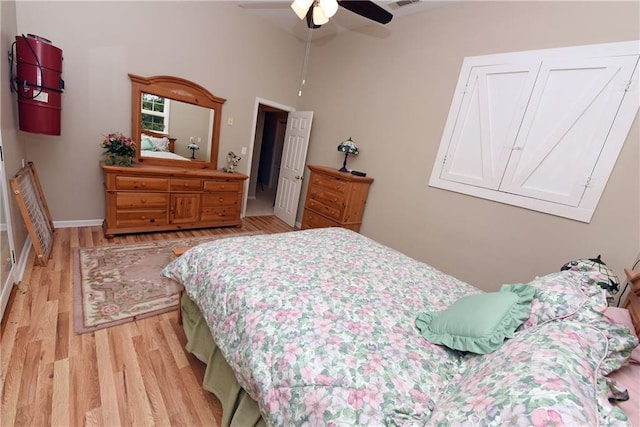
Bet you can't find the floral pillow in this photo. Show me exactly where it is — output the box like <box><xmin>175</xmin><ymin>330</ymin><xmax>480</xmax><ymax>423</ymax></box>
<box><xmin>604</xmin><ymin>307</ymin><xmax>640</xmax><ymax>364</ymax></box>
<box><xmin>560</xmin><ymin>255</ymin><xmax>620</xmax><ymax>303</ymax></box>
<box><xmin>515</xmin><ymin>270</ymin><xmax>608</xmax><ymax>330</ymax></box>
<box><xmin>427</xmin><ymin>318</ymin><xmax>637</xmax><ymax>426</ymax></box>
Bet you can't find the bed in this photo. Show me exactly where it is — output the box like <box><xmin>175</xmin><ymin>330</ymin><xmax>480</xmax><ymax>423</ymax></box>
<box><xmin>162</xmin><ymin>227</ymin><xmax>640</xmax><ymax>426</ymax></box>
<box><xmin>140</xmin><ymin>130</ymin><xmax>188</xmax><ymax>161</ymax></box>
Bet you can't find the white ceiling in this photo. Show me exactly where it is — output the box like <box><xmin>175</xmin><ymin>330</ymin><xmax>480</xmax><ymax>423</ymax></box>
<box><xmin>237</xmin><ymin>0</ymin><xmax>451</xmax><ymax>41</ymax></box>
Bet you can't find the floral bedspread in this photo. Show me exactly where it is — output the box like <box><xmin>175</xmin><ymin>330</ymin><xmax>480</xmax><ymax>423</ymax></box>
<box><xmin>163</xmin><ymin>227</ymin><xmax>478</xmax><ymax>425</ymax></box>
<box><xmin>162</xmin><ymin>228</ymin><xmax>638</xmax><ymax>426</ymax></box>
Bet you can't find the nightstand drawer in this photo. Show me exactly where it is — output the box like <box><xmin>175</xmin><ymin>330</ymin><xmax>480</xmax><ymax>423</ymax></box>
<box><xmin>310</xmin><ymin>173</ymin><xmax>349</xmax><ymax>195</ymax></box>
<box><xmin>115</xmin><ymin>176</ymin><xmax>168</xmax><ymax>191</ymax></box>
<box><xmin>306</xmin><ymin>198</ymin><xmax>343</xmax><ymax>222</ymax></box>
<box><xmin>116</xmin><ymin>192</ymin><xmax>168</xmax><ymax>209</ymax></box>
<box><xmin>203</xmin><ymin>180</ymin><xmax>242</xmax><ymax>192</ymax></box>
<box><xmin>170</xmin><ymin>178</ymin><xmax>202</xmax><ymax>191</ymax></box>
<box><xmin>301</xmin><ymin>208</ymin><xmax>340</xmax><ymax>229</ymax></box>
<box><xmin>307</xmin><ymin>186</ymin><xmax>345</xmax><ymax>210</ymax></box>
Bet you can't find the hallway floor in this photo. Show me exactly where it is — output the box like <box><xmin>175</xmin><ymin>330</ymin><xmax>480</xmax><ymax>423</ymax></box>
<box><xmin>246</xmin><ymin>185</ymin><xmax>276</xmax><ymax>216</ymax></box>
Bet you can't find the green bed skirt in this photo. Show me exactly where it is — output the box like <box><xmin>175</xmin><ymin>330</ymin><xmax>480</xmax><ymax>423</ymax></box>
<box><xmin>181</xmin><ymin>293</ymin><xmax>266</xmax><ymax>427</ymax></box>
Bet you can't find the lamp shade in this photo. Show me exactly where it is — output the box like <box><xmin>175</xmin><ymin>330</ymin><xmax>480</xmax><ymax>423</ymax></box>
<box><xmin>337</xmin><ymin>137</ymin><xmax>359</xmax><ymax>155</ymax></box>
<box><xmin>337</xmin><ymin>137</ymin><xmax>358</xmax><ymax>172</ymax></box>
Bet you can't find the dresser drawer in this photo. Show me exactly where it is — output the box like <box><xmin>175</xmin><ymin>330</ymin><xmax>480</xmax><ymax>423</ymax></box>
<box><xmin>307</xmin><ymin>186</ymin><xmax>345</xmax><ymax>210</ymax></box>
<box><xmin>116</xmin><ymin>192</ymin><xmax>168</xmax><ymax>209</ymax></box>
<box><xmin>310</xmin><ymin>173</ymin><xmax>350</xmax><ymax>195</ymax></box>
<box><xmin>170</xmin><ymin>178</ymin><xmax>202</xmax><ymax>191</ymax></box>
<box><xmin>115</xmin><ymin>176</ymin><xmax>169</xmax><ymax>191</ymax></box>
<box><xmin>203</xmin><ymin>180</ymin><xmax>242</xmax><ymax>192</ymax></box>
<box><xmin>201</xmin><ymin>206</ymin><xmax>240</xmax><ymax>222</ymax></box>
<box><xmin>306</xmin><ymin>198</ymin><xmax>343</xmax><ymax>222</ymax></box>
<box><xmin>301</xmin><ymin>208</ymin><xmax>340</xmax><ymax>229</ymax></box>
<box><xmin>202</xmin><ymin>193</ymin><xmax>240</xmax><ymax>208</ymax></box>
<box><xmin>115</xmin><ymin>210</ymin><xmax>168</xmax><ymax>227</ymax></box>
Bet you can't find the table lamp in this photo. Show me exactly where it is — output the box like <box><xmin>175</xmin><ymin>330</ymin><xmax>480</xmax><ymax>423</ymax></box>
<box><xmin>337</xmin><ymin>137</ymin><xmax>359</xmax><ymax>172</ymax></box>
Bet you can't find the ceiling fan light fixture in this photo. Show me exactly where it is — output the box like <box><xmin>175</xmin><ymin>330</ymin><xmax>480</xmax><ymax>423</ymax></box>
<box><xmin>318</xmin><ymin>0</ymin><xmax>338</xmax><ymax>18</ymax></box>
<box><xmin>312</xmin><ymin>5</ymin><xmax>329</xmax><ymax>25</ymax></box>
<box><xmin>291</xmin><ymin>0</ymin><xmax>314</xmax><ymax>20</ymax></box>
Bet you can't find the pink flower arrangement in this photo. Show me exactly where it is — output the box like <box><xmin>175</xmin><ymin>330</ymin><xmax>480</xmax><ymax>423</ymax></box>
<box><xmin>100</xmin><ymin>132</ymin><xmax>136</xmax><ymax>157</ymax></box>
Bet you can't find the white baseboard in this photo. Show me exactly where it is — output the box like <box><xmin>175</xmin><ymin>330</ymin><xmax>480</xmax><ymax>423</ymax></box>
<box><xmin>0</xmin><ymin>235</ymin><xmax>30</xmax><ymax>321</ymax></box>
<box><xmin>15</xmin><ymin>235</ymin><xmax>32</xmax><ymax>284</ymax></box>
<box><xmin>13</xmin><ymin>220</ymin><xmax>101</xmax><ymax>286</ymax></box>
<box><xmin>53</xmin><ymin>219</ymin><xmax>103</xmax><ymax>228</ymax></box>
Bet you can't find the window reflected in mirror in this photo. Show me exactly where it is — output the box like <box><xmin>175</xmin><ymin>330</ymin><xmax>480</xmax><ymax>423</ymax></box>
<box><xmin>141</xmin><ymin>94</ymin><xmax>170</xmax><ymax>133</ymax></box>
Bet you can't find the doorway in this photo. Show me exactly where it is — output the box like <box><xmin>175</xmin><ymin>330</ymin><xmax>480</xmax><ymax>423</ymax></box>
<box><xmin>244</xmin><ymin>99</ymin><xmax>294</xmax><ymax>217</ymax></box>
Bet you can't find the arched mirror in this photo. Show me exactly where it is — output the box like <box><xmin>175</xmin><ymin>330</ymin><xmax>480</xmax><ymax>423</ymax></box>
<box><xmin>129</xmin><ymin>74</ymin><xmax>226</xmax><ymax>168</ymax></box>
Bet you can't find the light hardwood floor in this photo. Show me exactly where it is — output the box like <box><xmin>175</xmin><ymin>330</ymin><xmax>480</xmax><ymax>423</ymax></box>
<box><xmin>0</xmin><ymin>216</ymin><xmax>296</xmax><ymax>427</ymax></box>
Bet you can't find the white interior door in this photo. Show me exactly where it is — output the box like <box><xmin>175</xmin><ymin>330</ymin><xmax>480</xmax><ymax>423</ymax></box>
<box><xmin>274</xmin><ymin>111</ymin><xmax>313</xmax><ymax>226</ymax></box>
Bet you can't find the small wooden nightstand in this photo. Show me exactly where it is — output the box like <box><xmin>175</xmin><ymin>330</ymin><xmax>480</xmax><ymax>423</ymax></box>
<box><xmin>301</xmin><ymin>165</ymin><xmax>374</xmax><ymax>232</ymax></box>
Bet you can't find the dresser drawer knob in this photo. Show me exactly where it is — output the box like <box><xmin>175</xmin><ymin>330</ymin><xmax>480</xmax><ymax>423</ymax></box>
<box><xmin>141</xmin><ymin>215</ymin><xmax>146</xmax><ymax>220</ymax></box>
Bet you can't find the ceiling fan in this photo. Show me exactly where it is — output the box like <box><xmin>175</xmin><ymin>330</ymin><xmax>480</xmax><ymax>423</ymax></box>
<box><xmin>291</xmin><ymin>0</ymin><xmax>393</xmax><ymax>28</ymax></box>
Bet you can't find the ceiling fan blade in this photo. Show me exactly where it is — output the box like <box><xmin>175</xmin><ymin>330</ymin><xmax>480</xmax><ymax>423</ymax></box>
<box><xmin>337</xmin><ymin>0</ymin><xmax>393</xmax><ymax>24</ymax></box>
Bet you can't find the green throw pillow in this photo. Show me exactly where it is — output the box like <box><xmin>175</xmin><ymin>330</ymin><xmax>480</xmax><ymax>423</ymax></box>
<box><xmin>141</xmin><ymin>136</ymin><xmax>155</xmax><ymax>151</ymax></box>
<box><xmin>415</xmin><ymin>284</ymin><xmax>535</xmax><ymax>354</ymax></box>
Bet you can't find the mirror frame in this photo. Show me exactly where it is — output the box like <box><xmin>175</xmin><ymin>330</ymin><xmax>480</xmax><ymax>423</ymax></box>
<box><xmin>129</xmin><ymin>74</ymin><xmax>226</xmax><ymax>169</ymax></box>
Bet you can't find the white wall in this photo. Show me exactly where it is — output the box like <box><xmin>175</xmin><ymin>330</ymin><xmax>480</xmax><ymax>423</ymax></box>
<box><xmin>299</xmin><ymin>1</ymin><xmax>640</xmax><ymax>291</ymax></box>
<box><xmin>13</xmin><ymin>1</ymin><xmax>305</xmax><ymax>222</ymax></box>
<box><xmin>1</xmin><ymin>0</ymin><xmax>29</xmax><ymax>266</ymax></box>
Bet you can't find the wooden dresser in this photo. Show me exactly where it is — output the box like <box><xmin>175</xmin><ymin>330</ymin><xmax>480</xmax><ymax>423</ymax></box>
<box><xmin>301</xmin><ymin>165</ymin><xmax>374</xmax><ymax>232</ymax></box>
<box><xmin>102</xmin><ymin>162</ymin><xmax>247</xmax><ymax>237</ymax></box>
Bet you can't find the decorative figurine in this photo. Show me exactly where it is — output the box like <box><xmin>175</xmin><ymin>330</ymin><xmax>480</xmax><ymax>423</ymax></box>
<box><xmin>223</xmin><ymin>151</ymin><xmax>241</xmax><ymax>173</ymax></box>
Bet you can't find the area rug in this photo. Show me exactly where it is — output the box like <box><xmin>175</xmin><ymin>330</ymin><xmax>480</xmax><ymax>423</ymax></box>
<box><xmin>73</xmin><ymin>231</ymin><xmax>263</xmax><ymax>334</ymax></box>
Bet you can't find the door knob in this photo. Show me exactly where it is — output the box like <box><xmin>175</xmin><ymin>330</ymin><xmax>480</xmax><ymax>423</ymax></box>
<box><xmin>295</xmin><ymin>175</ymin><xmax>303</xmax><ymax>180</ymax></box>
